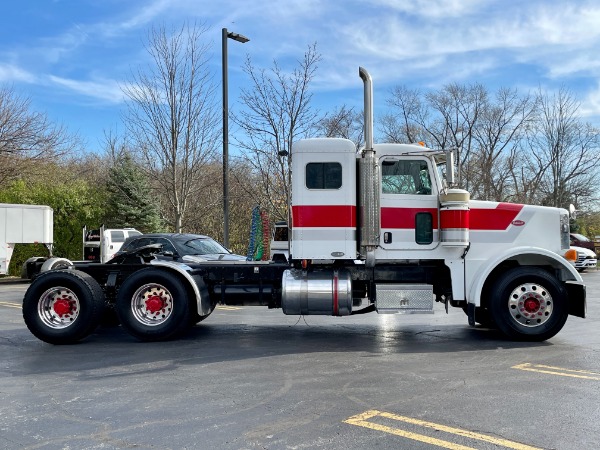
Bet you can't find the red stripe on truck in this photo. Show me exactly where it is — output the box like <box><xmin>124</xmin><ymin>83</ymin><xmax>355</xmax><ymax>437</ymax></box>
<box><xmin>292</xmin><ymin>205</ymin><xmax>356</xmax><ymax>227</ymax></box>
<box><xmin>292</xmin><ymin>203</ymin><xmax>524</xmax><ymax>231</ymax></box>
<box><xmin>381</xmin><ymin>207</ymin><xmax>439</xmax><ymax>229</ymax></box>
<box><xmin>470</xmin><ymin>203</ymin><xmax>524</xmax><ymax>230</ymax></box>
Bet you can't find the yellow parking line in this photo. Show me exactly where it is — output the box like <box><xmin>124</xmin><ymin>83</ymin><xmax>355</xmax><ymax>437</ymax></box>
<box><xmin>344</xmin><ymin>410</ymin><xmax>542</xmax><ymax>450</ymax></box>
<box><xmin>216</xmin><ymin>305</ymin><xmax>242</xmax><ymax>311</ymax></box>
<box><xmin>0</xmin><ymin>301</ymin><xmax>21</xmax><ymax>309</ymax></box>
<box><xmin>512</xmin><ymin>363</ymin><xmax>600</xmax><ymax>380</ymax></box>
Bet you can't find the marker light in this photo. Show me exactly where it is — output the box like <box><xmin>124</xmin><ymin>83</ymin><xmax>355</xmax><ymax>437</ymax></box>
<box><xmin>564</xmin><ymin>248</ymin><xmax>578</xmax><ymax>262</ymax></box>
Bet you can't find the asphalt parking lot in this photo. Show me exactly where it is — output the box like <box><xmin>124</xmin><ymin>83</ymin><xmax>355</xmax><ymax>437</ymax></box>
<box><xmin>1</xmin><ymin>270</ymin><xmax>599</xmax><ymax>450</ymax></box>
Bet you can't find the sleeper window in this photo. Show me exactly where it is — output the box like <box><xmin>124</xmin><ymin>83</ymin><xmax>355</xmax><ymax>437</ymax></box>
<box><xmin>306</xmin><ymin>162</ymin><xmax>342</xmax><ymax>189</ymax></box>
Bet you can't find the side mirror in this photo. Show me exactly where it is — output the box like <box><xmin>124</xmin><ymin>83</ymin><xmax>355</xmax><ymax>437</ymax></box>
<box><xmin>569</xmin><ymin>204</ymin><xmax>577</xmax><ymax>218</ymax></box>
<box><xmin>445</xmin><ymin>148</ymin><xmax>455</xmax><ymax>187</ymax></box>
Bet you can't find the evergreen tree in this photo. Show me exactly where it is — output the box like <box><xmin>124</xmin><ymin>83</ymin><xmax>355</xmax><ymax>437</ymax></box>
<box><xmin>105</xmin><ymin>153</ymin><xmax>163</xmax><ymax>232</ymax></box>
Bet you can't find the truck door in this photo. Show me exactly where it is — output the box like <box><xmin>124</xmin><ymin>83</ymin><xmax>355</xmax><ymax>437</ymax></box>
<box><xmin>379</xmin><ymin>156</ymin><xmax>439</xmax><ymax>253</ymax></box>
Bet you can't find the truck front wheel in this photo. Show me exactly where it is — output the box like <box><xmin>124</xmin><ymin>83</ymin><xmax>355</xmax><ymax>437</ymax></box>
<box><xmin>22</xmin><ymin>270</ymin><xmax>105</xmax><ymax>344</ymax></box>
<box><xmin>489</xmin><ymin>267</ymin><xmax>568</xmax><ymax>341</ymax></box>
<box><xmin>116</xmin><ymin>268</ymin><xmax>190</xmax><ymax>341</ymax></box>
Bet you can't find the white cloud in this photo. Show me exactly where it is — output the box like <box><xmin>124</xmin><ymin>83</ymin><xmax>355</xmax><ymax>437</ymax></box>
<box><xmin>38</xmin><ymin>27</ymin><xmax>89</xmax><ymax>64</ymax></box>
<box><xmin>371</xmin><ymin>0</ymin><xmax>487</xmax><ymax>19</ymax></box>
<box><xmin>316</xmin><ymin>0</ymin><xmax>600</xmax><ymax>89</ymax></box>
<box><xmin>47</xmin><ymin>75</ymin><xmax>124</xmax><ymax>104</ymax></box>
<box><xmin>117</xmin><ymin>0</ymin><xmax>171</xmax><ymax>31</ymax></box>
<box><xmin>0</xmin><ymin>64</ymin><xmax>37</xmax><ymax>83</ymax></box>
<box><xmin>579</xmin><ymin>82</ymin><xmax>600</xmax><ymax>119</ymax></box>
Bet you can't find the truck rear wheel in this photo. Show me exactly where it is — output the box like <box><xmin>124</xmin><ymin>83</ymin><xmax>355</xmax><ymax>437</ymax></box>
<box><xmin>22</xmin><ymin>270</ymin><xmax>105</xmax><ymax>344</ymax></box>
<box><xmin>489</xmin><ymin>267</ymin><xmax>568</xmax><ymax>341</ymax></box>
<box><xmin>116</xmin><ymin>268</ymin><xmax>190</xmax><ymax>341</ymax></box>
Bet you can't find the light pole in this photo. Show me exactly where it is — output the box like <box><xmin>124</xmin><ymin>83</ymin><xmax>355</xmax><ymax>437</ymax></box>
<box><xmin>222</xmin><ymin>28</ymin><xmax>249</xmax><ymax>249</ymax></box>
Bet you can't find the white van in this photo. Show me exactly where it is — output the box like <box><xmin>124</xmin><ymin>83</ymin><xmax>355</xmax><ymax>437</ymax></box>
<box><xmin>83</xmin><ymin>226</ymin><xmax>142</xmax><ymax>263</ymax></box>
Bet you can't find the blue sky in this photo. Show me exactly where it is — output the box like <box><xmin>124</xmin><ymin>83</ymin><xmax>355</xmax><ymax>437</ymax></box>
<box><xmin>2</xmin><ymin>0</ymin><xmax>600</xmax><ymax>153</ymax></box>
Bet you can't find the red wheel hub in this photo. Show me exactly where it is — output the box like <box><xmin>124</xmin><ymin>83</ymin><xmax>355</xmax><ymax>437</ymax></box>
<box><xmin>145</xmin><ymin>295</ymin><xmax>165</xmax><ymax>313</ymax></box>
<box><xmin>523</xmin><ymin>296</ymin><xmax>541</xmax><ymax>313</ymax></box>
<box><xmin>53</xmin><ymin>297</ymin><xmax>74</xmax><ymax>317</ymax></box>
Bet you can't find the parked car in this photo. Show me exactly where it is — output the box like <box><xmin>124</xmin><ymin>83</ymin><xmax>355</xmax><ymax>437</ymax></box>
<box><xmin>570</xmin><ymin>233</ymin><xmax>597</xmax><ymax>254</ymax></box>
<box><xmin>112</xmin><ymin>233</ymin><xmax>246</xmax><ymax>262</ymax></box>
<box><xmin>571</xmin><ymin>246</ymin><xmax>598</xmax><ymax>272</ymax></box>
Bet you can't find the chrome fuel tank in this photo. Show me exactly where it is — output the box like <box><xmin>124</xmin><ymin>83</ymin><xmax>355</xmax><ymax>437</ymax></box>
<box><xmin>281</xmin><ymin>269</ymin><xmax>352</xmax><ymax>316</ymax></box>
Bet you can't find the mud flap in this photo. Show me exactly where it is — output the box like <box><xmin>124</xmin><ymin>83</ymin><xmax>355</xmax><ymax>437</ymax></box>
<box><xmin>467</xmin><ymin>302</ymin><xmax>476</xmax><ymax>326</ymax></box>
<box><xmin>565</xmin><ymin>281</ymin><xmax>586</xmax><ymax>319</ymax></box>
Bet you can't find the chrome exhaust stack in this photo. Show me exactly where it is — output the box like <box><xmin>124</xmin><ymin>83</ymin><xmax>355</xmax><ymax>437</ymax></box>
<box><xmin>358</xmin><ymin>67</ymin><xmax>379</xmax><ymax>267</ymax></box>
<box><xmin>360</xmin><ymin>67</ymin><xmax>374</xmax><ymax>151</ymax></box>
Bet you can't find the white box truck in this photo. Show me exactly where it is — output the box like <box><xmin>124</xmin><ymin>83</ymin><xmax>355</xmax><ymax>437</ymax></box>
<box><xmin>0</xmin><ymin>203</ymin><xmax>53</xmax><ymax>275</ymax></box>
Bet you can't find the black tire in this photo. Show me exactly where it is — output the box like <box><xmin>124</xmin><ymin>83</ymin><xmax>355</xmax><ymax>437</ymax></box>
<box><xmin>116</xmin><ymin>268</ymin><xmax>190</xmax><ymax>341</ymax></box>
<box><xmin>22</xmin><ymin>270</ymin><xmax>105</xmax><ymax>344</ymax></box>
<box><xmin>489</xmin><ymin>267</ymin><xmax>568</xmax><ymax>341</ymax></box>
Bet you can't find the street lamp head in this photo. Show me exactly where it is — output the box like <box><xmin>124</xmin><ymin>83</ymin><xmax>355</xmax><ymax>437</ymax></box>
<box><xmin>227</xmin><ymin>32</ymin><xmax>250</xmax><ymax>44</ymax></box>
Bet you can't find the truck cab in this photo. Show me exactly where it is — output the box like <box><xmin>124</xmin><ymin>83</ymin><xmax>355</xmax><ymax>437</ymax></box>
<box><xmin>83</xmin><ymin>226</ymin><xmax>142</xmax><ymax>263</ymax></box>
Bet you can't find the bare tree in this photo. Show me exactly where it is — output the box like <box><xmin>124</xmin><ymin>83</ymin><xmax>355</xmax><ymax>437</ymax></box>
<box><xmin>122</xmin><ymin>23</ymin><xmax>220</xmax><ymax>232</ymax></box>
<box><xmin>525</xmin><ymin>87</ymin><xmax>600</xmax><ymax>209</ymax></box>
<box><xmin>316</xmin><ymin>105</ymin><xmax>363</xmax><ymax>149</ymax></box>
<box><xmin>0</xmin><ymin>87</ymin><xmax>75</xmax><ymax>184</ymax></box>
<box><xmin>233</xmin><ymin>44</ymin><xmax>320</xmax><ymax>221</ymax></box>
<box><xmin>384</xmin><ymin>83</ymin><xmax>487</xmax><ymax>189</ymax></box>
<box><xmin>382</xmin><ymin>85</ymin><xmax>428</xmax><ymax>144</ymax></box>
<box><xmin>468</xmin><ymin>88</ymin><xmax>536</xmax><ymax>201</ymax></box>
<box><xmin>384</xmin><ymin>83</ymin><xmax>540</xmax><ymax>199</ymax></box>
<box><xmin>423</xmin><ymin>83</ymin><xmax>486</xmax><ymax>189</ymax></box>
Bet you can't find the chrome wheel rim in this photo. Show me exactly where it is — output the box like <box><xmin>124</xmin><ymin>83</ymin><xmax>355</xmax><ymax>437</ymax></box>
<box><xmin>508</xmin><ymin>282</ymin><xmax>553</xmax><ymax>327</ymax></box>
<box><xmin>37</xmin><ymin>286</ymin><xmax>80</xmax><ymax>329</ymax></box>
<box><xmin>130</xmin><ymin>283</ymin><xmax>174</xmax><ymax>326</ymax></box>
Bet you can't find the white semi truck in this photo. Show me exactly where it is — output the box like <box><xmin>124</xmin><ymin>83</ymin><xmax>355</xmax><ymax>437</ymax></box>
<box><xmin>22</xmin><ymin>68</ymin><xmax>586</xmax><ymax>345</ymax></box>
<box><xmin>0</xmin><ymin>203</ymin><xmax>53</xmax><ymax>276</ymax></box>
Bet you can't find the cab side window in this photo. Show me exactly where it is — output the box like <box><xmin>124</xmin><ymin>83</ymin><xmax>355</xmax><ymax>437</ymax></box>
<box><xmin>111</xmin><ymin>230</ymin><xmax>125</xmax><ymax>242</ymax></box>
<box><xmin>382</xmin><ymin>160</ymin><xmax>432</xmax><ymax>195</ymax></box>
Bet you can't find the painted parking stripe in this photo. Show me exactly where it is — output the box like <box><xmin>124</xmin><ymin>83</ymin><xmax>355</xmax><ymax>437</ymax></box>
<box><xmin>0</xmin><ymin>301</ymin><xmax>21</xmax><ymax>309</ymax></box>
<box><xmin>216</xmin><ymin>305</ymin><xmax>242</xmax><ymax>311</ymax></box>
<box><xmin>512</xmin><ymin>363</ymin><xmax>600</xmax><ymax>380</ymax></box>
<box><xmin>344</xmin><ymin>410</ymin><xmax>542</xmax><ymax>450</ymax></box>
